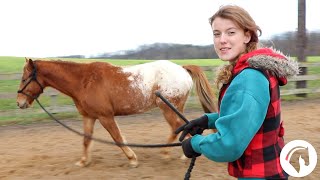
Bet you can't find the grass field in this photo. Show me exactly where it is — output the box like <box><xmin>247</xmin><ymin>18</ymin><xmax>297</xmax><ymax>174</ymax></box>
<box><xmin>1</xmin><ymin>56</ymin><xmax>319</xmax><ymax>124</ymax></box>
<box><xmin>0</xmin><ymin>56</ymin><xmax>225</xmax><ymax>74</ymax></box>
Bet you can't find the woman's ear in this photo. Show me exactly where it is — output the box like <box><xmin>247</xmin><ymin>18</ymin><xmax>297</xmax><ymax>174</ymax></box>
<box><xmin>244</xmin><ymin>31</ymin><xmax>251</xmax><ymax>44</ymax></box>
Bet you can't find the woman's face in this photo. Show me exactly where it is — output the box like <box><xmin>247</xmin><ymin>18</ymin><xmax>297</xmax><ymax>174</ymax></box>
<box><xmin>211</xmin><ymin>17</ymin><xmax>251</xmax><ymax>62</ymax></box>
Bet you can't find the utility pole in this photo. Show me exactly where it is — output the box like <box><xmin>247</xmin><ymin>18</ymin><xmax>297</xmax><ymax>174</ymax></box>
<box><xmin>296</xmin><ymin>0</ymin><xmax>307</xmax><ymax>97</ymax></box>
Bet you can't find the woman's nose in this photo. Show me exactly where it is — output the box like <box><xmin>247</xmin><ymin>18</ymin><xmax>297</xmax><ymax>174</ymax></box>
<box><xmin>219</xmin><ymin>33</ymin><xmax>227</xmax><ymax>43</ymax></box>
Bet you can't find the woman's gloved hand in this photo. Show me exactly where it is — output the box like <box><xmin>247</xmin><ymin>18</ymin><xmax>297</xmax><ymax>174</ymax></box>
<box><xmin>181</xmin><ymin>138</ymin><xmax>201</xmax><ymax>158</ymax></box>
<box><xmin>175</xmin><ymin>115</ymin><xmax>208</xmax><ymax>142</ymax></box>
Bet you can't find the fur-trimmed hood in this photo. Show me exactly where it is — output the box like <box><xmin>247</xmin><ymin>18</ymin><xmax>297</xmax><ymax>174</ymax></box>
<box><xmin>234</xmin><ymin>48</ymin><xmax>300</xmax><ymax>85</ymax></box>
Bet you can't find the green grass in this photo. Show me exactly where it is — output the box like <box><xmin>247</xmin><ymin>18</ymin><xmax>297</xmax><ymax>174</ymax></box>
<box><xmin>307</xmin><ymin>56</ymin><xmax>320</xmax><ymax>62</ymax></box>
<box><xmin>0</xmin><ymin>79</ymin><xmax>20</xmax><ymax>92</ymax></box>
<box><xmin>0</xmin><ymin>112</ymin><xmax>80</xmax><ymax>126</ymax></box>
<box><xmin>0</xmin><ymin>98</ymin><xmax>18</xmax><ymax>110</ymax></box>
<box><xmin>0</xmin><ymin>56</ymin><xmax>26</xmax><ymax>73</ymax></box>
<box><xmin>0</xmin><ymin>56</ymin><xmax>224</xmax><ymax>73</ymax></box>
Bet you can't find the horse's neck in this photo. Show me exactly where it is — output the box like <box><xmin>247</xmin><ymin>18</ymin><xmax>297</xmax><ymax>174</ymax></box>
<box><xmin>38</xmin><ymin>61</ymin><xmax>84</xmax><ymax>97</ymax></box>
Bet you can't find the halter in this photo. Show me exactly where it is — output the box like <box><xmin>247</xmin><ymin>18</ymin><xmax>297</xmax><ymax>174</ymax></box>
<box><xmin>17</xmin><ymin>63</ymin><xmax>44</xmax><ymax>99</ymax></box>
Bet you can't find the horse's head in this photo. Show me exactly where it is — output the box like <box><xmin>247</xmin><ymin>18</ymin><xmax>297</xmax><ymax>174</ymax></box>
<box><xmin>16</xmin><ymin>58</ymin><xmax>44</xmax><ymax>109</ymax></box>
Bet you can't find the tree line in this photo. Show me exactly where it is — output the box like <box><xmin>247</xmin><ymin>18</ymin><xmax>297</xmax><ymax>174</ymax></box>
<box><xmin>60</xmin><ymin>31</ymin><xmax>320</xmax><ymax>59</ymax></box>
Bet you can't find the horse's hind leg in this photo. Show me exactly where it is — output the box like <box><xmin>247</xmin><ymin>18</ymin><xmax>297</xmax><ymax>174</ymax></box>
<box><xmin>75</xmin><ymin>116</ymin><xmax>96</xmax><ymax>167</ymax></box>
<box><xmin>98</xmin><ymin>115</ymin><xmax>138</xmax><ymax>168</ymax></box>
<box><xmin>157</xmin><ymin>97</ymin><xmax>187</xmax><ymax>159</ymax></box>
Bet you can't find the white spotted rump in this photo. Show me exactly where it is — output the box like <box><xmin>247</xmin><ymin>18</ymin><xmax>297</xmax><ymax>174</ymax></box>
<box><xmin>122</xmin><ymin>60</ymin><xmax>193</xmax><ymax>98</ymax></box>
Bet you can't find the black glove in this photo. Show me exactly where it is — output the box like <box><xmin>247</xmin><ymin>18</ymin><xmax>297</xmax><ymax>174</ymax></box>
<box><xmin>175</xmin><ymin>115</ymin><xmax>208</xmax><ymax>142</ymax></box>
<box><xmin>182</xmin><ymin>138</ymin><xmax>201</xmax><ymax>158</ymax></box>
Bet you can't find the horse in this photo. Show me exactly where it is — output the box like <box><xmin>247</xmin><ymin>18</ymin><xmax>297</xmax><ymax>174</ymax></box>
<box><xmin>16</xmin><ymin>58</ymin><xmax>217</xmax><ymax>167</ymax></box>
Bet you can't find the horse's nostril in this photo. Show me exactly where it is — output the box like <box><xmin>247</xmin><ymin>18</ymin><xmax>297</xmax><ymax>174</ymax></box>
<box><xmin>17</xmin><ymin>102</ymin><xmax>23</xmax><ymax>108</ymax></box>
<box><xmin>17</xmin><ymin>101</ymin><xmax>24</xmax><ymax>108</ymax></box>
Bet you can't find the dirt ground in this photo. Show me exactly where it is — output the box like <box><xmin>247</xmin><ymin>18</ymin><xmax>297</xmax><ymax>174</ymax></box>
<box><xmin>1</xmin><ymin>98</ymin><xmax>320</xmax><ymax>180</ymax></box>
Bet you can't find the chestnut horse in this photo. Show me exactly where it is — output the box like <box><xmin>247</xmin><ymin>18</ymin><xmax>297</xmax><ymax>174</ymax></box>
<box><xmin>16</xmin><ymin>58</ymin><xmax>217</xmax><ymax>167</ymax></box>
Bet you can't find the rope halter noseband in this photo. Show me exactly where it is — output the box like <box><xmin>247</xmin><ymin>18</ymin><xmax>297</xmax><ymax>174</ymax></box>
<box><xmin>17</xmin><ymin>63</ymin><xmax>44</xmax><ymax>99</ymax></box>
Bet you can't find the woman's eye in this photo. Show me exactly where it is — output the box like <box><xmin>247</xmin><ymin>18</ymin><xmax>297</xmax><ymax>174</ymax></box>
<box><xmin>228</xmin><ymin>31</ymin><xmax>235</xmax><ymax>35</ymax></box>
<box><xmin>213</xmin><ymin>33</ymin><xmax>221</xmax><ymax>37</ymax></box>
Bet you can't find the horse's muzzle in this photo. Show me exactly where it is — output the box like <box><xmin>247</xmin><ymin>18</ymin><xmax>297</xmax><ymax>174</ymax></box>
<box><xmin>17</xmin><ymin>100</ymin><xmax>29</xmax><ymax>109</ymax></box>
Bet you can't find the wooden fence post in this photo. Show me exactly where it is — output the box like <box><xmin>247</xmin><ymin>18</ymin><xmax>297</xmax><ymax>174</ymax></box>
<box><xmin>296</xmin><ymin>0</ymin><xmax>307</xmax><ymax>97</ymax></box>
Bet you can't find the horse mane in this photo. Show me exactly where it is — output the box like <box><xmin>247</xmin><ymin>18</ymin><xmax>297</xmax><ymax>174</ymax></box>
<box><xmin>33</xmin><ymin>59</ymin><xmax>114</xmax><ymax>73</ymax></box>
<box><xmin>34</xmin><ymin>59</ymin><xmax>112</xmax><ymax>66</ymax></box>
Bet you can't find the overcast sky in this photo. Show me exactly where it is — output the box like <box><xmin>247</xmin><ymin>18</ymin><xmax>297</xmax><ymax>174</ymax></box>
<box><xmin>0</xmin><ymin>0</ymin><xmax>319</xmax><ymax>57</ymax></box>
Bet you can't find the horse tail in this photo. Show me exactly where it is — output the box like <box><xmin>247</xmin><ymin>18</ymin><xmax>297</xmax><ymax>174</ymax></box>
<box><xmin>183</xmin><ymin>65</ymin><xmax>218</xmax><ymax>113</ymax></box>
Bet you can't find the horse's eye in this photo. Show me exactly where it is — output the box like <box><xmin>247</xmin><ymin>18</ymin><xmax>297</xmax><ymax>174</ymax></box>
<box><xmin>22</xmin><ymin>79</ymin><xmax>26</xmax><ymax>83</ymax></box>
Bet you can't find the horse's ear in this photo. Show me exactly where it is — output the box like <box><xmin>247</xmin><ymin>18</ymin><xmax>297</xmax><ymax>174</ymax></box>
<box><xmin>27</xmin><ymin>58</ymin><xmax>34</xmax><ymax>68</ymax></box>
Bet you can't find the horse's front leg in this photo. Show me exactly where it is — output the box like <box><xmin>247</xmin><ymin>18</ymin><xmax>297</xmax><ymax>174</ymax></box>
<box><xmin>75</xmin><ymin>116</ymin><xmax>96</xmax><ymax>167</ymax></box>
<box><xmin>98</xmin><ymin>115</ymin><xmax>138</xmax><ymax>168</ymax></box>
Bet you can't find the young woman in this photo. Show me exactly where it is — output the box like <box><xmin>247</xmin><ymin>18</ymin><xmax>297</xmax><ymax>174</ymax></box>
<box><xmin>175</xmin><ymin>5</ymin><xmax>299</xmax><ymax>180</ymax></box>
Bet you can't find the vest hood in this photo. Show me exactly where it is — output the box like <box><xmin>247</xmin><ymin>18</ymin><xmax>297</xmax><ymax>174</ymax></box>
<box><xmin>234</xmin><ymin>48</ymin><xmax>300</xmax><ymax>85</ymax></box>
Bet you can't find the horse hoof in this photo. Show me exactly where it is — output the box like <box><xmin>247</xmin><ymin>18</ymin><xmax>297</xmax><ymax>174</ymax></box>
<box><xmin>180</xmin><ymin>154</ymin><xmax>187</xmax><ymax>160</ymax></box>
<box><xmin>161</xmin><ymin>154</ymin><xmax>171</xmax><ymax>160</ymax></box>
<box><xmin>75</xmin><ymin>160</ymin><xmax>91</xmax><ymax>167</ymax></box>
<box><xmin>160</xmin><ymin>150</ymin><xmax>171</xmax><ymax>159</ymax></box>
<box><xmin>129</xmin><ymin>161</ymin><xmax>139</xmax><ymax>168</ymax></box>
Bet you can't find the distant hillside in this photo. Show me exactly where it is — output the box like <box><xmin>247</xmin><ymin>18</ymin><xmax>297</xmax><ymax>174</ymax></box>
<box><xmin>71</xmin><ymin>31</ymin><xmax>319</xmax><ymax>60</ymax></box>
<box><xmin>93</xmin><ymin>43</ymin><xmax>218</xmax><ymax>59</ymax></box>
